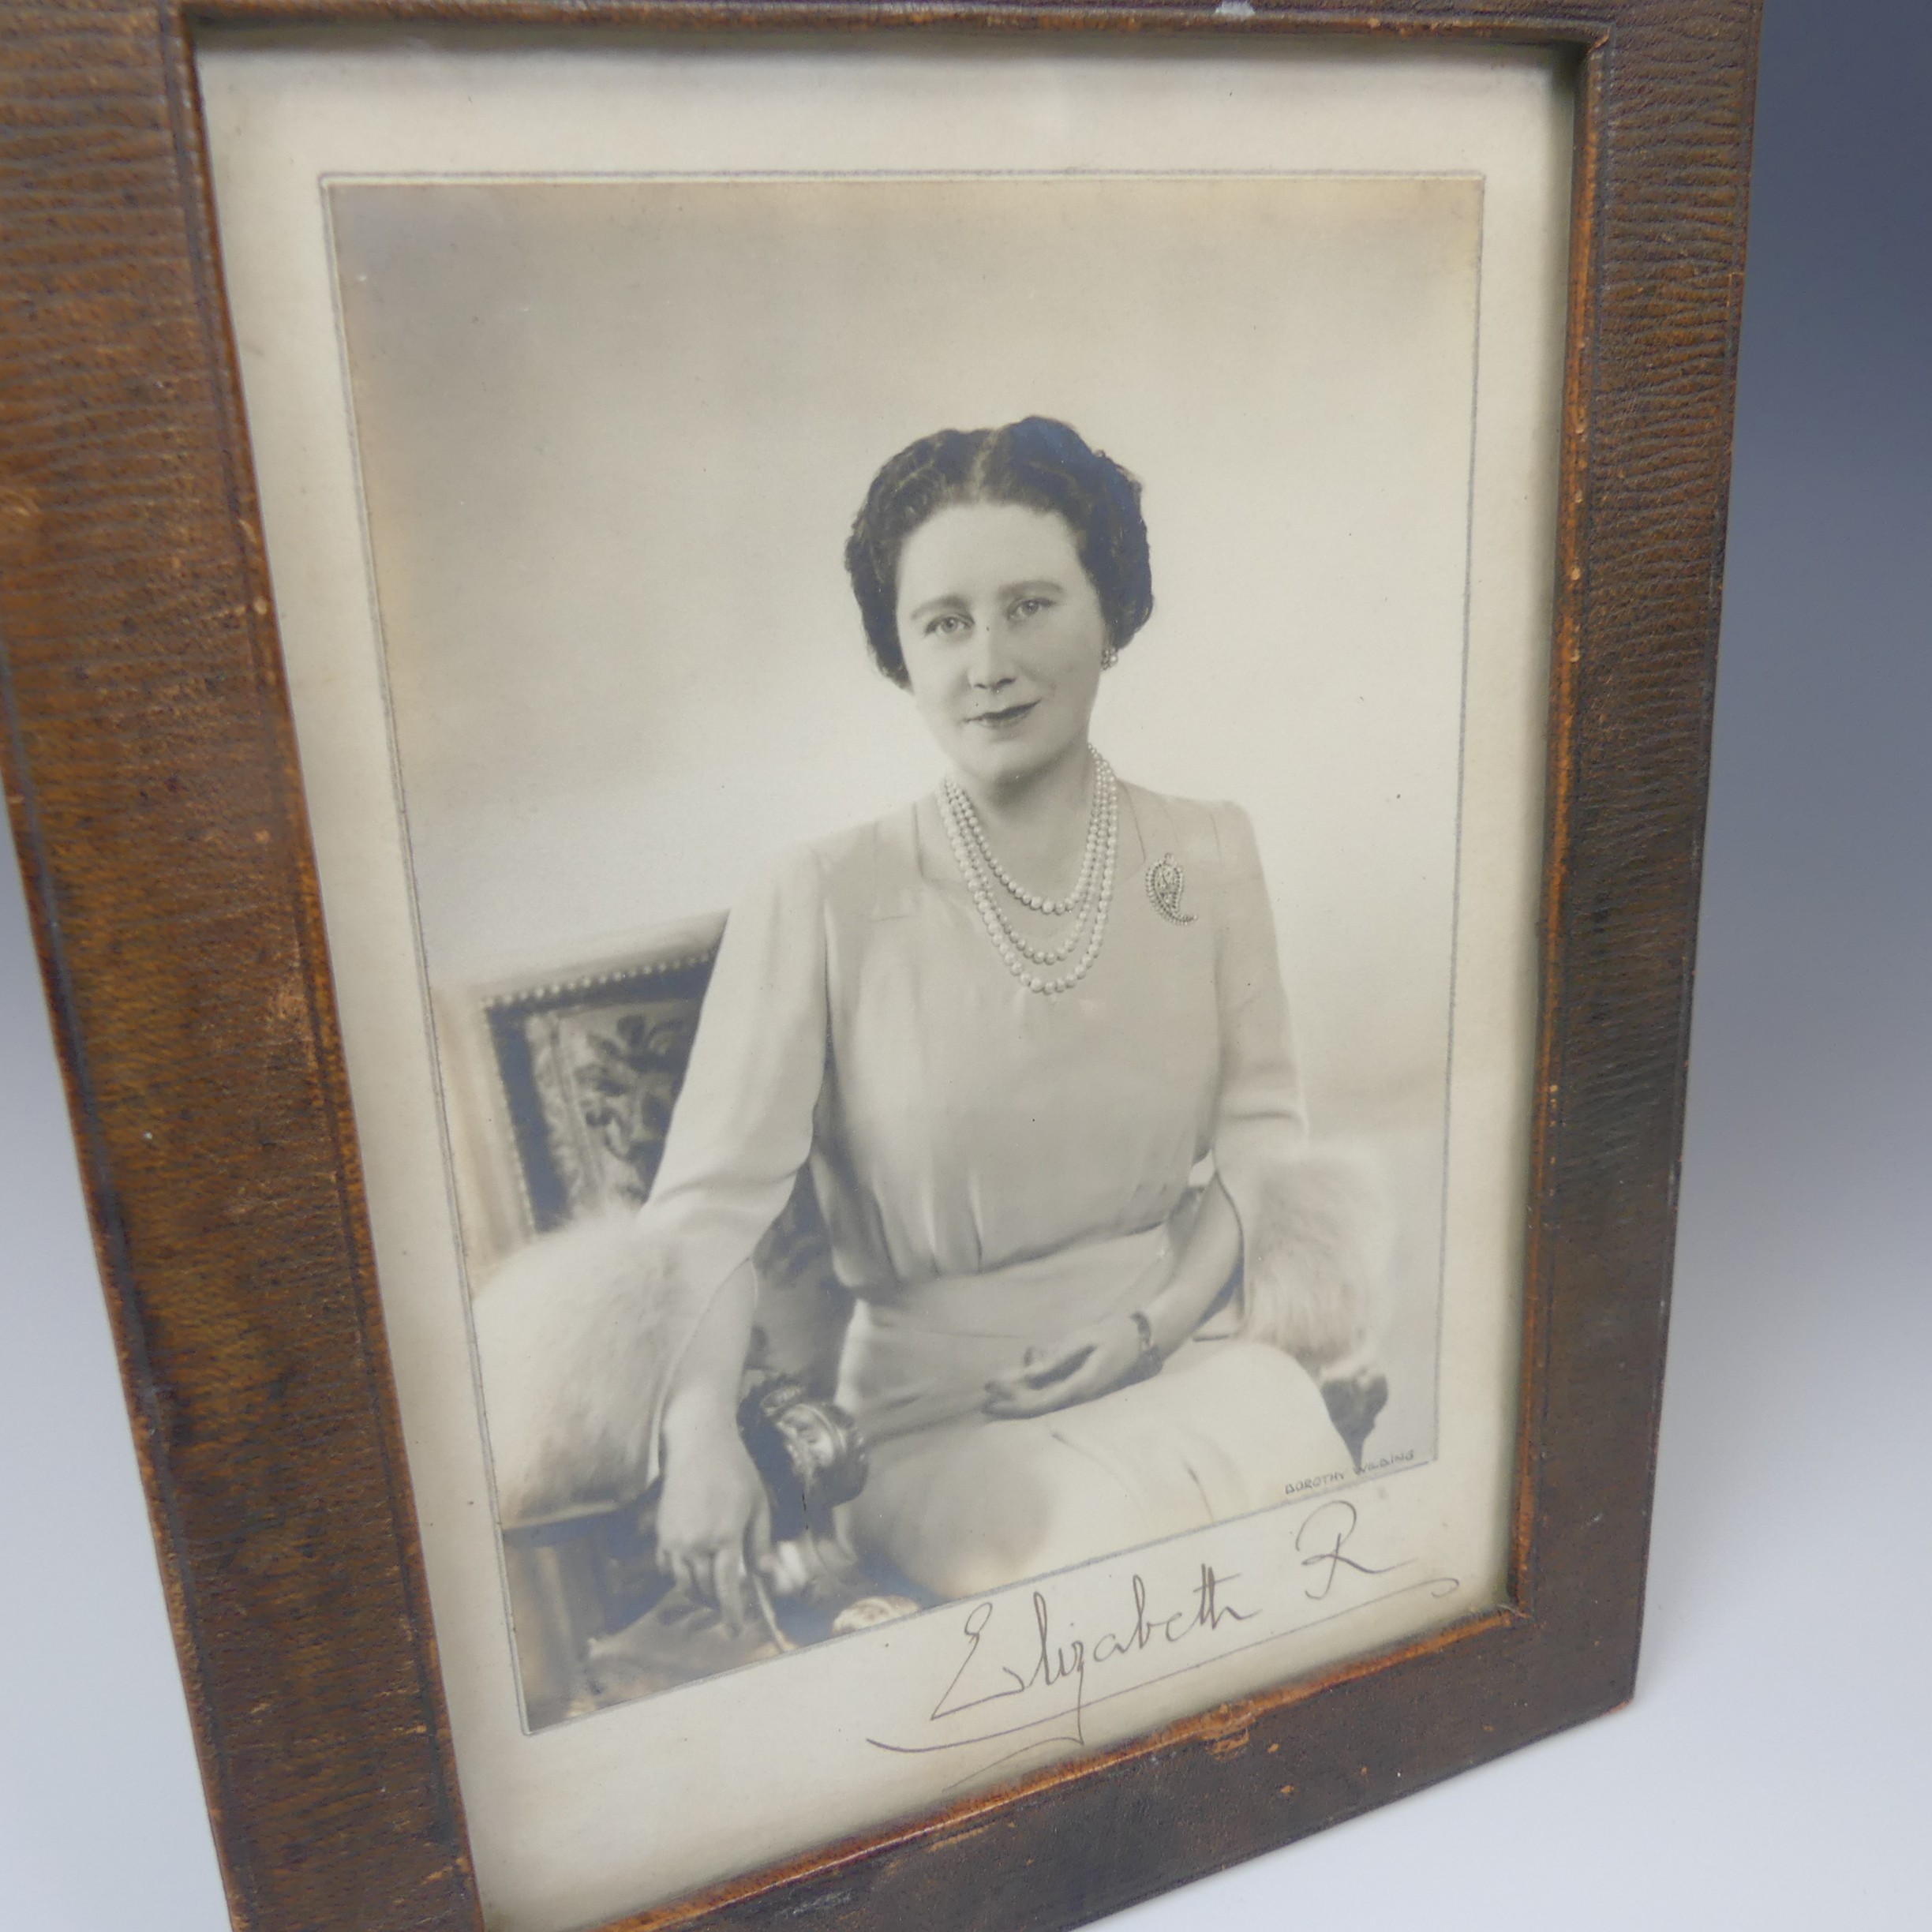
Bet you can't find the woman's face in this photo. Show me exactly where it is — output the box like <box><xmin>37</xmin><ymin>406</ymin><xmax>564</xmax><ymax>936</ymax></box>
<box><xmin>893</xmin><ymin>500</ymin><xmax>1108</xmax><ymax>796</ymax></box>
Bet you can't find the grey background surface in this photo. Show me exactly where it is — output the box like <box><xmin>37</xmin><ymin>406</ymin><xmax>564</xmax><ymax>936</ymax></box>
<box><xmin>3</xmin><ymin>4</ymin><xmax>1926</xmax><ymax>1925</ymax></box>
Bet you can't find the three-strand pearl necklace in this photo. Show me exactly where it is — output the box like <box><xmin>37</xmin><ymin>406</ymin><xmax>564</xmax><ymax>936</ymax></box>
<box><xmin>938</xmin><ymin>751</ymin><xmax>1118</xmax><ymax>997</ymax></box>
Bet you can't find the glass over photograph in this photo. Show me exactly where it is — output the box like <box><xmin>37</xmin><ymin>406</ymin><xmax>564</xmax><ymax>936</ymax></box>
<box><xmin>200</xmin><ymin>33</ymin><xmax>1567</xmax><ymax>1926</ymax></box>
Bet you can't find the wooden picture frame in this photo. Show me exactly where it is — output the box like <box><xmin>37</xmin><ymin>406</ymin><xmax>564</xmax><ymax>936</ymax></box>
<box><xmin>0</xmin><ymin>4</ymin><xmax>1759</xmax><ymax>1930</ymax></box>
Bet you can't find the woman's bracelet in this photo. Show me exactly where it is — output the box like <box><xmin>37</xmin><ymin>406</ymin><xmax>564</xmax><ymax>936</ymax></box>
<box><xmin>1128</xmin><ymin>1309</ymin><xmax>1163</xmax><ymax>1382</ymax></box>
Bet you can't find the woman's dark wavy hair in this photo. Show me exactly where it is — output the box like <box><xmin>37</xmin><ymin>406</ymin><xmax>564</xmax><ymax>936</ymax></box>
<box><xmin>844</xmin><ymin>417</ymin><xmax>1154</xmax><ymax>687</ymax></box>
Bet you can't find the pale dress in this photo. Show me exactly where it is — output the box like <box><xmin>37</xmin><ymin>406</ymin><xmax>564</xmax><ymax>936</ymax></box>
<box><xmin>640</xmin><ymin>777</ymin><xmax>1350</xmax><ymax>1600</ymax></box>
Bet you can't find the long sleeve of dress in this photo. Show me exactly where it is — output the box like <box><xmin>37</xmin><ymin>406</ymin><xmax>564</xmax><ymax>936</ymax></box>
<box><xmin>646</xmin><ymin>847</ymin><xmax>830</xmax><ymax>1301</ymax></box>
<box><xmin>474</xmin><ymin>850</ymin><xmax>829</xmax><ymax>1521</ymax></box>
<box><xmin>1209</xmin><ymin>803</ymin><xmax>1380</xmax><ymax>1369</ymax></box>
<box><xmin>1209</xmin><ymin>801</ymin><xmax>1309</xmax><ymax>1194</ymax></box>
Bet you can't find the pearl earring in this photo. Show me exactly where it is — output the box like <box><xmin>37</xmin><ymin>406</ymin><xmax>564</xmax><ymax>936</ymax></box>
<box><xmin>1100</xmin><ymin>642</ymin><xmax>1119</xmax><ymax>670</ymax></box>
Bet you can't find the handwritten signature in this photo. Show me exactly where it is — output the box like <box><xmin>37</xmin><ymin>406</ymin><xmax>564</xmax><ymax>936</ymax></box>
<box><xmin>1296</xmin><ymin>1500</ymin><xmax>1402</xmax><ymax>1601</ymax></box>
<box><xmin>869</xmin><ymin>1563</ymin><xmax>1254</xmax><ymax>1765</ymax></box>
<box><xmin>867</xmin><ymin>1500</ymin><xmax>1458</xmax><ymax>1777</ymax></box>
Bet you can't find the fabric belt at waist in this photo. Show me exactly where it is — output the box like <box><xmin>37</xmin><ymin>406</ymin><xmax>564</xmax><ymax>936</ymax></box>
<box><xmin>836</xmin><ymin>1223</ymin><xmax>1176</xmax><ymax>1443</ymax></box>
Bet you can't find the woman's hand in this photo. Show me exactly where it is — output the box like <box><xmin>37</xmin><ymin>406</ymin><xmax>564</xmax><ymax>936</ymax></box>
<box><xmin>983</xmin><ymin>1315</ymin><xmax>1152</xmax><ymax>1420</ymax></box>
<box><xmin>655</xmin><ymin>1407</ymin><xmax>772</xmax><ymax>1634</ymax></box>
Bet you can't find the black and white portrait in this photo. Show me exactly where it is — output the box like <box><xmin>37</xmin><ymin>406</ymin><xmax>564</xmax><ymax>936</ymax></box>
<box><xmin>328</xmin><ymin>170</ymin><xmax>1473</xmax><ymax>1725</ymax></box>
<box><xmin>205</xmin><ymin>33</ymin><xmax>1566</xmax><ymax>1929</ymax></box>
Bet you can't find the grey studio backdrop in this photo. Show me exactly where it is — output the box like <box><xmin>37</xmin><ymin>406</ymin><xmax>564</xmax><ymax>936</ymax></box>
<box><xmin>2</xmin><ymin>4</ymin><xmax>1927</xmax><ymax>1925</ymax></box>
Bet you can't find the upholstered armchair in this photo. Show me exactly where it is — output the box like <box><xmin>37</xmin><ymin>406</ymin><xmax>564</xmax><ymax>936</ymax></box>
<box><xmin>442</xmin><ymin>915</ymin><xmax>867</xmax><ymax>1726</ymax></box>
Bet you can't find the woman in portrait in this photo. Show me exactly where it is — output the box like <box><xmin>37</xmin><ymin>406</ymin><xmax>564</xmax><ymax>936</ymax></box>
<box><xmin>478</xmin><ymin>417</ymin><xmax>1386</xmax><ymax>1635</ymax></box>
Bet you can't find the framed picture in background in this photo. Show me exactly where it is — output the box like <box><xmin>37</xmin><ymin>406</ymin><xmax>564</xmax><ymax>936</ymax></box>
<box><xmin>0</xmin><ymin>6</ymin><xmax>1759</xmax><ymax>1932</ymax></box>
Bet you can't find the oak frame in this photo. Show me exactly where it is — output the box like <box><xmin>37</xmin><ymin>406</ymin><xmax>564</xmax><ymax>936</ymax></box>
<box><xmin>0</xmin><ymin>3</ymin><xmax>1758</xmax><ymax>1929</ymax></box>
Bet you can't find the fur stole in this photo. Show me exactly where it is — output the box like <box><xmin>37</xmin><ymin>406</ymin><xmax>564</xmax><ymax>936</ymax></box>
<box><xmin>1229</xmin><ymin>1143</ymin><xmax>1392</xmax><ymax>1380</ymax></box>
<box><xmin>471</xmin><ymin>1207</ymin><xmax>698</xmax><ymax>1527</ymax></box>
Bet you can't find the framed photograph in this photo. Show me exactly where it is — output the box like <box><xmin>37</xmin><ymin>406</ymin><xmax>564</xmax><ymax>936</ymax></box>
<box><xmin>0</xmin><ymin>6</ymin><xmax>1759</xmax><ymax>1932</ymax></box>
